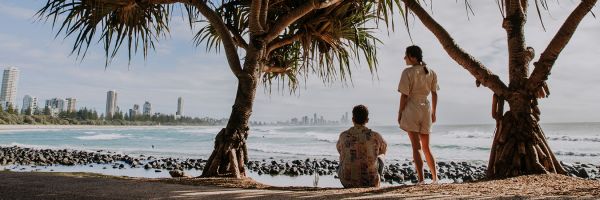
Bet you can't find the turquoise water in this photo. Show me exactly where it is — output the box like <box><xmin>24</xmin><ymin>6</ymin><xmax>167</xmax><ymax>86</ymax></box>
<box><xmin>1</xmin><ymin>123</ymin><xmax>599</xmax><ymax>163</ymax></box>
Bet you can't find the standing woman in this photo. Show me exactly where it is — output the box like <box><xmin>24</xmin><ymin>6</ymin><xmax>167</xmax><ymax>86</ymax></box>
<box><xmin>397</xmin><ymin>45</ymin><xmax>439</xmax><ymax>184</ymax></box>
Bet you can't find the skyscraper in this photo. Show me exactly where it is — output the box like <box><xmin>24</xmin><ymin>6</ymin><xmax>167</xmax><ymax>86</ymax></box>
<box><xmin>106</xmin><ymin>90</ymin><xmax>117</xmax><ymax>119</ymax></box>
<box><xmin>0</xmin><ymin>67</ymin><xmax>19</xmax><ymax>108</ymax></box>
<box><xmin>22</xmin><ymin>95</ymin><xmax>38</xmax><ymax>114</ymax></box>
<box><xmin>65</xmin><ymin>98</ymin><xmax>77</xmax><ymax>112</ymax></box>
<box><xmin>176</xmin><ymin>97</ymin><xmax>183</xmax><ymax>116</ymax></box>
<box><xmin>143</xmin><ymin>101</ymin><xmax>152</xmax><ymax>116</ymax></box>
<box><xmin>45</xmin><ymin>98</ymin><xmax>65</xmax><ymax>116</ymax></box>
<box><xmin>129</xmin><ymin>104</ymin><xmax>140</xmax><ymax>117</ymax></box>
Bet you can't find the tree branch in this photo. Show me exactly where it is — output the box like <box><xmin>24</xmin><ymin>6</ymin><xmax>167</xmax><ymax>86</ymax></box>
<box><xmin>402</xmin><ymin>0</ymin><xmax>510</xmax><ymax>97</ymax></box>
<box><xmin>527</xmin><ymin>0</ymin><xmax>597</xmax><ymax>92</ymax></box>
<box><xmin>260</xmin><ymin>0</ymin><xmax>269</xmax><ymax>30</ymax></box>
<box><xmin>249</xmin><ymin>0</ymin><xmax>264</xmax><ymax>35</ymax></box>
<box><xmin>267</xmin><ymin>33</ymin><xmax>303</xmax><ymax>53</ymax></box>
<box><xmin>263</xmin><ymin>0</ymin><xmax>342</xmax><ymax>43</ymax></box>
<box><xmin>188</xmin><ymin>0</ymin><xmax>244</xmax><ymax>77</ymax></box>
<box><xmin>226</xmin><ymin>24</ymin><xmax>249</xmax><ymax>49</ymax></box>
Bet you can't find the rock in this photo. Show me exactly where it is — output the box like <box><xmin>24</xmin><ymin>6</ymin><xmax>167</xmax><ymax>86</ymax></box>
<box><xmin>392</xmin><ymin>172</ymin><xmax>404</xmax><ymax>183</ymax></box>
<box><xmin>169</xmin><ymin>170</ymin><xmax>186</xmax><ymax>178</ymax></box>
<box><xmin>269</xmin><ymin>167</ymin><xmax>280</xmax><ymax>175</ymax></box>
<box><xmin>155</xmin><ymin>170</ymin><xmax>162</xmax><ymax>173</ymax></box>
<box><xmin>290</xmin><ymin>167</ymin><xmax>299</xmax><ymax>175</ymax></box>
<box><xmin>463</xmin><ymin>175</ymin><xmax>474</xmax><ymax>182</ymax></box>
<box><xmin>578</xmin><ymin>168</ymin><xmax>590</xmax><ymax>178</ymax></box>
<box><xmin>581</xmin><ymin>164</ymin><xmax>589</xmax><ymax>168</ymax></box>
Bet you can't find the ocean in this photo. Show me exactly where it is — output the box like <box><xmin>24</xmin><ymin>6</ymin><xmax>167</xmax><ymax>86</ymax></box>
<box><xmin>1</xmin><ymin>123</ymin><xmax>599</xmax><ymax>187</ymax></box>
<box><xmin>1</xmin><ymin>123</ymin><xmax>599</xmax><ymax>163</ymax></box>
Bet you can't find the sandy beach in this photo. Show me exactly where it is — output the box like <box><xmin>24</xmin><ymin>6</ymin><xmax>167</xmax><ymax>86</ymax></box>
<box><xmin>1</xmin><ymin>171</ymin><xmax>599</xmax><ymax>199</ymax></box>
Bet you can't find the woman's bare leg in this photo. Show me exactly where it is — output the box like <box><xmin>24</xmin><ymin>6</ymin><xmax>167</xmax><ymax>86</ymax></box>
<box><xmin>407</xmin><ymin>132</ymin><xmax>424</xmax><ymax>183</ymax></box>
<box><xmin>420</xmin><ymin>133</ymin><xmax>438</xmax><ymax>182</ymax></box>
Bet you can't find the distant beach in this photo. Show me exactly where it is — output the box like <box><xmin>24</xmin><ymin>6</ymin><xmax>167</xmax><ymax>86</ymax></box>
<box><xmin>0</xmin><ymin>124</ymin><xmax>173</xmax><ymax>130</ymax></box>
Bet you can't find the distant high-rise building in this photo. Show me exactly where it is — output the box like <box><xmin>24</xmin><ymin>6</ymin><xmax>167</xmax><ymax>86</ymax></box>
<box><xmin>0</xmin><ymin>67</ymin><xmax>19</xmax><ymax>108</ymax></box>
<box><xmin>313</xmin><ymin>113</ymin><xmax>317</xmax><ymax>125</ymax></box>
<box><xmin>45</xmin><ymin>98</ymin><xmax>65</xmax><ymax>116</ymax></box>
<box><xmin>176</xmin><ymin>97</ymin><xmax>183</xmax><ymax>116</ymax></box>
<box><xmin>341</xmin><ymin>112</ymin><xmax>350</xmax><ymax>124</ymax></box>
<box><xmin>129</xmin><ymin>104</ymin><xmax>140</xmax><ymax>118</ymax></box>
<box><xmin>143</xmin><ymin>101</ymin><xmax>152</xmax><ymax>116</ymax></box>
<box><xmin>106</xmin><ymin>90</ymin><xmax>117</xmax><ymax>118</ymax></box>
<box><xmin>22</xmin><ymin>95</ymin><xmax>38</xmax><ymax>114</ymax></box>
<box><xmin>345</xmin><ymin>112</ymin><xmax>349</xmax><ymax>123</ymax></box>
<box><xmin>65</xmin><ymin>98</ymin><xmax>77</xmax><ymax>112</ymax></box>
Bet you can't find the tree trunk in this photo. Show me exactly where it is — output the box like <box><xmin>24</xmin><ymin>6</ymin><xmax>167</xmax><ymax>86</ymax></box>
<box><xmin>487</xmin><ymin>95</ymin><xmax>566</xmax><ymax>179</ymax></box>
<box><xmin>201</xmin><ymin>71</ymin><xmax>258</xmax><ymax>178</ymax></box>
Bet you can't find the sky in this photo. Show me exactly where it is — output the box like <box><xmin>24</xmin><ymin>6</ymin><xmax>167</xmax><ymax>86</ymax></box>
<box><xmin>0</xmin><ymin>1</ymin><xmax>598</xmax><ymax>125</ymax></box>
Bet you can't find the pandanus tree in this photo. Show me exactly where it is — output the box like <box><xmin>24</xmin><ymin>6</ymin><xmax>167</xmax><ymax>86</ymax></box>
<box><xmin>37</xmin><ymin>0</ymin><xmax>400</xmax><ymax>178</ymax></box>
<box><xmin>399</xmin><ymin>0</ymin><xmax>597</xmax><ymax>178</ymax></box>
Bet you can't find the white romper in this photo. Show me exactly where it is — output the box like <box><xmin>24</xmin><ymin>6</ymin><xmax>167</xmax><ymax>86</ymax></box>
<box><xmin>398</xmin><ymin>65</ymin><xmax>439</xmax><ymax>134</ymax></box>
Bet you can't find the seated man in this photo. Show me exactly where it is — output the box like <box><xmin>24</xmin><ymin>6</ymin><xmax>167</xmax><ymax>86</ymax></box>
<box><xmin>337</xmin><ymin>105</ymin><xmax>387</xmax><ymax>188</ymax></box>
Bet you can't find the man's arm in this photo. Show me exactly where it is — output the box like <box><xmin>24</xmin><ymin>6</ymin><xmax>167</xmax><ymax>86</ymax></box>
<box><xmin>337</xmin><ymin>133</ymin><xmax>344</xmax><ymax>153</ymax></box>
<box><xmin>376</xmin><ymin>132</ymin><xmax>387</xmax><ymax>156</ymax></box>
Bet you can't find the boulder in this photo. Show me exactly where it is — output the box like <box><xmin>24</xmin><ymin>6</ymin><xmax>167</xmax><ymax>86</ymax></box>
<box><xmin>578</xmin><ymin>168</ymin><xmax>590</xmax><ymax>179</ymax></box>
<box><xmin>169</xmin><ymin>170</ymin><xmax>186</xmax><ymax>178</ymax></box>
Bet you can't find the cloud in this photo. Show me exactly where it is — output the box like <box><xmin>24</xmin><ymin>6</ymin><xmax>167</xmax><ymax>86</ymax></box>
<box><xmin>0</xmin><ymin>3</ymin><xmax>36</xmax><ymax>20</ymax></box>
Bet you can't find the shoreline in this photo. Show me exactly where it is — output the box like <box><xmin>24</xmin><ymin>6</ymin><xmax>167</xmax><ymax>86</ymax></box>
<box><xmin>2</xmin><ymin>145</ymin><xmax>599</xmax><ymax>188</ymax></box>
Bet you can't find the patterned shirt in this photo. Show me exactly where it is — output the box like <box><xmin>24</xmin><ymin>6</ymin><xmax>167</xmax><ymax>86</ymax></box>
<box><xmin>336</xmin><ymin>125</ymin><xmax>387</xmax><ymax>188</ymax></box>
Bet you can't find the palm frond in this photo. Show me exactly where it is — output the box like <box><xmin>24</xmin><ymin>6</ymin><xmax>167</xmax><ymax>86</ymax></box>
<box><xmin>193</xmin><ymin>0</ymin><xmax>250</xmax><ymax>52</ymax></box>
<box><xmin>37</xmin><ymin>0</ymin><xmax>172</xmax><ymax>66</ymax></box>
<box><xmin>263</xmin><ymin>1</ymin><xmax>382</xmax><ymax>93</ymax></box>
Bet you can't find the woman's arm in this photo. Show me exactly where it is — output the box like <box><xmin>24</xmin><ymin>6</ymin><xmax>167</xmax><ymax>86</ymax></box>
<box><xmin>398</xmin><ymin>94</ymin><xmax>408</xmax><ymax>124</ymax></box>
<box><xmin>431</xmin><ymin>91</ymin><xmax>437</xmax><ymax>123</ymax></box>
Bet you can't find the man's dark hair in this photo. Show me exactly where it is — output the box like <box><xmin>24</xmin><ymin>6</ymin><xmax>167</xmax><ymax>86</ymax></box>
<box><xmin>352</xmin><ymin>105</ymin><xmax>369</xmax><ymax>125</ymax></box>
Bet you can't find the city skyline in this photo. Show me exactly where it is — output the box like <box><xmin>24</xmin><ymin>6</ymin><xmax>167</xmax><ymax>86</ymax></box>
<box><xmin>0</xmin><ymin>1</ymin><xmax>598</xmax><ymax>125</ymax></box>
<box><xmin>0</xmin><ymin>67</ymin><xmax>194</xmax><ymax>117</ymax></box>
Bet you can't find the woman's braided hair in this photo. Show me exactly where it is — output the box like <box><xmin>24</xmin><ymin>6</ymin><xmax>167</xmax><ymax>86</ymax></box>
<box><xmin>406</xmin><ymin>45</ymin><xmax>429</xmax><ymax>74</ymax></box>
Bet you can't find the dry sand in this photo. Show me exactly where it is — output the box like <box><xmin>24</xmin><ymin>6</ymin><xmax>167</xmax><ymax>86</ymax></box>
<box><xmin>1</xmin><ymin>171</ymin><xmax>598</xmax><ymax>199</ymax></box>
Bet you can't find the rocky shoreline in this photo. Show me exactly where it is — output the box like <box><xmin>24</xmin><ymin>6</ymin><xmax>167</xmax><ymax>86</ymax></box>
<box><xmin>1</xmin><ymin>146</ymin><xmax>598</xmax><ymax>184</ymax></box>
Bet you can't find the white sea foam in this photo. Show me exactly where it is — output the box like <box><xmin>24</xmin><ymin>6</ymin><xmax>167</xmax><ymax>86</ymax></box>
<box><xmin>248</xmin><ymin>146</ymin><xmax>337</xmax><ymax>157</ymax></box>
<box><xmin>1</xmin><ymin>142</ymin><xmax>93</xmax><ymax>152</ymax></box>
<box><xmin>546</xmin><ymin>136</ymin><xmax>600</xmax><ymax>143</ymax></box>
<box><xmin>177</xmin><ymin>128</ymin><xmax>222</xmax><ymax>135</ymax></box>
<box><xmin>75</xmin><ymin>133</ymin><xmax>130</xmax><ymax>140</ymax></box>
<box><xmin>444</xmin><ymin>130</ymin><xmax>492</xmax><ymax>139</ymax></box>
<box><xmin>305</xmin><ymin>131</ymin><xmax>338</xmax><ymax>143</ymax></box>
<box><xmin>555</xmin><ymin>151</ymin><xmax>600</xmax><ymax>157</ymax></box>
<box><xmin>0</xmin><ymin>129</ymin><xmax>64</xmax><ymax>134</ymax></box>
